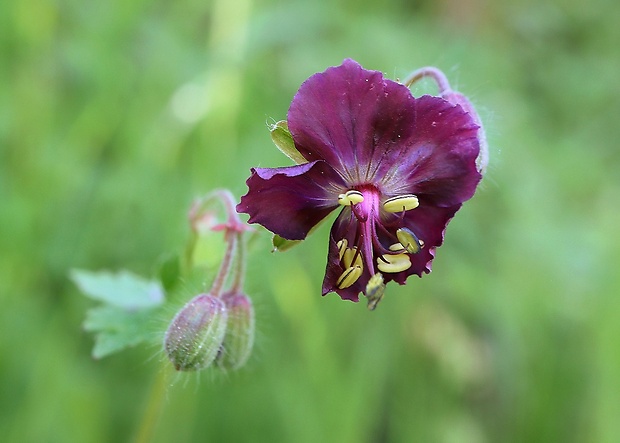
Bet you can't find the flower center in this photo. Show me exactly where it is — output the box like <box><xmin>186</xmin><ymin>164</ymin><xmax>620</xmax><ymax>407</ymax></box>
<box><xmin>334</xmin><ymin>187</ymin><xmax>424</xmax><ymax>291</ymax></box>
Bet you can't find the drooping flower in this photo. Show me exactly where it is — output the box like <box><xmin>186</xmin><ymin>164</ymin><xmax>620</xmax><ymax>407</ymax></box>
<box><xmin>237</xmin><ymin>59</ymin><xmax>484</xmax><ymax>307</ymax></box>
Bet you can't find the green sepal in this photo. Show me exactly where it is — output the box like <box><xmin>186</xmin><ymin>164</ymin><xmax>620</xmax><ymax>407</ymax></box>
<box><xmin>270</xmin><ymin>215</ymin><xmax>330</xmax><ymax>252</ymax></box>
<box><xmin>271</xmin><ymin>234</ymin><xmax>302</xmax><ymax>252</ymax></box>
<box><xmin>269</xmin><ymin>120</ymin><xmax>306</xmax><ymax>164</ymax></box>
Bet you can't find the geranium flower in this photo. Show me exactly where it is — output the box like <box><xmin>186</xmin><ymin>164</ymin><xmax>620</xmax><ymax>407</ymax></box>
<box><xmin>237</xmin><ymin>59</ymin><xmax>484</xmax><ymax>307</ymax></box>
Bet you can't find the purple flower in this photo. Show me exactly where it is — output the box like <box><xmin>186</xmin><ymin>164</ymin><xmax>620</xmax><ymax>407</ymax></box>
<box><xmin>237</xmin><ymin>59</ymin><xmax>482</xmax><ymax>305</ymax></box>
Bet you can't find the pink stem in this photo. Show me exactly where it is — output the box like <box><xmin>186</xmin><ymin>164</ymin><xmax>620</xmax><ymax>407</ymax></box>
<box><xmin>231</xmin><ymin>232</ymin><xmax>246</xmax><ymax>292</ymax></box>
<box><xmin>403</xmin><ymin>67</ymin><xmax>452</xmax><ymax>94</ymax></box>
<box><xmin>210</xmin><ymin>230</ymin><xmax>237</xmax><ymax>297</ymax></box>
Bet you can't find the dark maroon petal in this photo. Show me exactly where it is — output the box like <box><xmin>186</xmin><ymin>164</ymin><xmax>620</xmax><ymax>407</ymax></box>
<box><xmin>288</xmin><ymin>59</ymin><xmax>420</xmax><ymax>183</ymax></box>
<box><xmin>441</xmin><ymin>90</ymin><xmax>489</xmax><ymax>174</ymax></box>
<box><xmin>237</xmin><ymin>161</ymin><xmax>345</xmax><ymax>240</ymax></box>
<box><xmin>381</xmin><ymin>203</ymin><xmax>461</xmax><ymax>285</ymax></box>
<box><xmin>382</xmin><ymin>95</ymin><xmax>481</xmax><ymax>207</ymax></box>
<box><xmin>321</xmin><ymin>210</ymin><xmax>365</xmax><ymax>302</ymax></box>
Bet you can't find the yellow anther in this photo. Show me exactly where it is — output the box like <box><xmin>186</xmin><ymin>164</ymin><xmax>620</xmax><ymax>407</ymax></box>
<box><xmin>337</xmin><ymin>239</ymin><xmax>348</xmax><ymax>261</ymax></box>
<box><xmin>383</xmin><ymin>194</ymin><xmax>419</xmax><ymax>213</ymax></box>
<box><xmin>338</xmin><ymin>190</ymin><xmax>364</xmax><ymax>206</ymax></box>
<box><xmin>377</xmin><ymin>253</ymin><xmax>412</xmax><ymax>273</ymax></box>
<box><xmin>346</xmin><ymin>190</ymin><xmax>364</xmax><ymax>204</ymax></box>
<box><xmin>389</xmin><ymin>243</ymin><xmax>404</xmax><ymax>252</ymax></box>
<box><xmin>343</xmin><ymin>247</ymin><xmax>363</xmax><ymax>269</ymax></box>
<box><xmin>336</xmin><ymin>265</ymin><xmax>363</xmax><ymax>289</ymax></box>
<box><xmin>365</xmin><ymin>273</ymin><xmax>385</xmax><ymax>311</ymax></box>
<box><xmin>396</xmin><ymin>228</ymin><xmax>423</xmax><ymax>254</ymax></box>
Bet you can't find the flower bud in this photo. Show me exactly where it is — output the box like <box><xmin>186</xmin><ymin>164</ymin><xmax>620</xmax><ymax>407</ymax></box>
<box><xmin>216</xmin><ymin>291</ymin><xmax>255</xmax><ymax>370</ymax></box>
<box><xmin>164</xmin><ymin>293</ymin><xmax>228</xmax><ymax>371</ymax></box>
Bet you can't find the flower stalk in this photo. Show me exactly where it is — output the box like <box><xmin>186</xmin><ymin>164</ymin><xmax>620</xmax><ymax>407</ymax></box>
<box><xmin>164</xmin><ymin>189</ymin><xmax>255</xmax><ymax>371</ymax></box>
<box><xmin>404</xmin><ymin>67</ymin><xmax>489</xmax><ymax>174</ymax></box>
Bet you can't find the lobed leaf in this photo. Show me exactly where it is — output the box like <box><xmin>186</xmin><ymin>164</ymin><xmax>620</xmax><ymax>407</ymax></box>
<box><xmin>70</xmin><ymin>269</ymin><xmax>165</xmax><ymax>309</ymax></box>
<box><xmin>83</xmin><ymin>305</ymin><xmax>160</xmax><ymax>359</ymax></box>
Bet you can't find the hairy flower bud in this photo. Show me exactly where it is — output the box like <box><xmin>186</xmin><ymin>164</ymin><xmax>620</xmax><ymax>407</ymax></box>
<box><xmin>216</xmin><ymin>291</ymin><xmax>255</xmax><ymax>370</ymax></box>
<box><xmin>164</xmin><ymin>293</ymin><xmax>228</xmax><ymax>371</ymax></box>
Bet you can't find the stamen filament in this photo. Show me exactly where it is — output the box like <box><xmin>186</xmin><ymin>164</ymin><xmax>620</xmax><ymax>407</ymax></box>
<box><xmin>350</xmin><ymin>201</ymin><xmax>368</xmax><ymax>222</ymax></box>
<box><xmin>370</xmin><ymin>233</ymin><xmax>394</xmax><ymax>256</ymax></box>
<box><xmin>389</xmin><ymin>243</ymin><xmax>405</xmax><ymax>252</ymax></box>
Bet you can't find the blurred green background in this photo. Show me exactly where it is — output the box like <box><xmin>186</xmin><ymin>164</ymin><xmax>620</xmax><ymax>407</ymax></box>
<box><xmin>2</xmin><ymin>0</ymin><xmax>619</xmax><ymax>441</ymax></box>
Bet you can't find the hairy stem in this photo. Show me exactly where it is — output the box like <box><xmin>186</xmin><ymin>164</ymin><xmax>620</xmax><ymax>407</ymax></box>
<box><xmin>133</xmin><ymin>365</ymin><xmax>174</xmax><ymax>443</ymax></box>
<box><xmin>403</xmin><ymin>66</ymin><xmax>452</xmax><ymax>94</ymax></box>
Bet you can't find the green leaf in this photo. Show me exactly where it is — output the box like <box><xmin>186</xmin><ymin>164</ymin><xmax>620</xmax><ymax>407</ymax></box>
<box><xmin>70</xmin><ymin>269</ymin><xmax>165</xmax><ymax>309</ymax></box>
<box><xmin>83</xmin><ymin>305</ymin><xmax>160</xmax><ymax>359</ymax></box>
<box><xmin>269</xmin><ymin>120</ymin><xmax>307</xmax><ymax>164</ymax></box>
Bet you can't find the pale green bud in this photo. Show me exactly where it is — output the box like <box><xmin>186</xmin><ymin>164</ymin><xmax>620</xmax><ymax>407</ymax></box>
<box><xmin>164</xmin><ymin>293</ymin><xmax>228</xmax><ymax>371</ymax></box>
<box><xmin>216</xmin><ymin>291</ymin><xmax>255</xmax><ymax>370</ymax></box>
